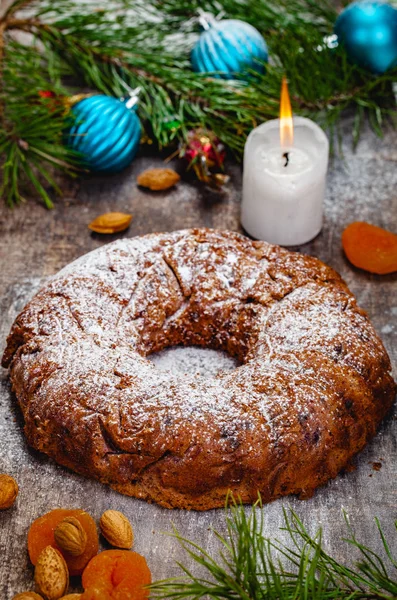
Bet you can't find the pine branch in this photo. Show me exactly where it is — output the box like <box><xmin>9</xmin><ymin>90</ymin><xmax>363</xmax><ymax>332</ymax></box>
<box><xmin>150</xmin><ymin>498</ymin><xmax>397</xmax><ymax>600</ymax></box>
<box><xmin>0</xmin><ymin>35</ymin><xmax>79</xmax><ymax>207</ymax></box>
<box><xmin>0</xmin><ymin>0</ymin><xmax>396</xmax><ymax>207</ymax></box>
<box><xmin>2</xmin><ymin>0</ymin><xmax>37</xmax><ymax>20</ymax></box>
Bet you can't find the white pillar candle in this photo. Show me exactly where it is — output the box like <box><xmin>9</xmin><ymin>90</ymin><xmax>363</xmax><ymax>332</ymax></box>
<box><xmin>241</xmin><ymin>117</ymin><xmax>329</xmax><ymax>246</ymax></box>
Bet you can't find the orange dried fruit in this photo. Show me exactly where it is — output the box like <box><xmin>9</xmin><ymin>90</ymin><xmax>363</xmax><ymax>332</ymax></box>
<box><xmin>137</xmin><ymin>168</ymin><xmax>180</xmax><ymax>191</ymax></box>
<box><xmin>88</xmin><ymin>212</ymin><xmax>133</xmax><ymax>234</ymax></box>
<box><xmin>28</xmin><ymin>509</ymin><xmax>99</xmax><ymax>576</ymax></box>
<box><xmin>342</xmin><ymin>221</ymin><xmax>397</xmax><ymax>275</ymax></box>
<box><xmin>81</xmin><ymin>549</ymin><xmax>151</xmax><ymax>600</ymax></box>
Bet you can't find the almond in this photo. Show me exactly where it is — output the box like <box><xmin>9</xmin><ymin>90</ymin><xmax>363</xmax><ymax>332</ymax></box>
<box><xmin>34</xmin><ymin>546</ymin><xmax>69</xmax><ymax>600</ymax></box>
<box><xmin>88</xmin><ymin>212</ymin><xmax>133</xmax><ymax>234</ymax></box>
<box><xmin>13</xmin><ymin>593</ymin><xmax>44</xmax><ymax>600</ymax></box>
<box><xmin>59</xmin><ymin>595</ymin><xmax>82</xmax><ymax>600</ymax></box>
<box><xmin>0</xmin><ymin>473</ymin><xmax>18</xmax><ymax>510</ymax></box>
<box><xmin>54</xmin><ymin>516</ymin><xmax>87</xmax><ymax>557</ymax></box>
<box><xmin>137</xmin><ymin>168</ymin><xmax>180</xmax><ymax>191</ymax></box>
<box><xmin>99</xmin><ymin>509</ymin><xmax>134</xmax><ymax>549</ymax></box>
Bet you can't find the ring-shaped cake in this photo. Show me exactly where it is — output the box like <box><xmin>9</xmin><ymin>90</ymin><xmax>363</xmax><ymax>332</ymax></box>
<box><xmin>2</xmin><ymin>229</ymin><xmax>395</xmax><ymax>509</ymax></box>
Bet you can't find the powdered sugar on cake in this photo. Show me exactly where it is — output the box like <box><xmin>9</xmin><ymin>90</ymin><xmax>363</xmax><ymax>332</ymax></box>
<box><xmin>2</xmin><ymin>228</ymin><xmax>395</xmax><ymax>510</ymax></box>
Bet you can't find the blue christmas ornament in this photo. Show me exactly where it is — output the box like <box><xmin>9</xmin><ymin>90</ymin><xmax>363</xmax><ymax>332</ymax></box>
<box><xmin>67</xmin><ymin>93</ymin><xmax>141</xmax><ymax>173</ymax></box>
<box><xmin>334</xmin><ymin>1</ymin><xmax>397</xmax><ymax>74</ymax></box>
<box><xmin>191</xmin><ymin>15</ymin><xmax>268</xmax><ymax>79</ymax></box>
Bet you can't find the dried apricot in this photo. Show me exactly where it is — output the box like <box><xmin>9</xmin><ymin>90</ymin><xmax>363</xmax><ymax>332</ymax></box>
<box><xmin>28</xmin><ymin>509</ymin><xmax>99</xmax><ymax>576</ymax></box>
<box><xmin>81</xmin><ymin>549</ymin><xmax>151</xmax><ymax>600</ymax></box>
<box><xmin>342</xmin><ymin>221</ymin><xmax>397</xmax><ymax>275</ymax></box>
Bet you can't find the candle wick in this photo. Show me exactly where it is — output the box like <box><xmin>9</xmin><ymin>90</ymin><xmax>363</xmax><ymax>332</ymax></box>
<box><xmin>282</xmin><ymin>152</ymin><xmax>289</xmax><ymax>167</ymax></box>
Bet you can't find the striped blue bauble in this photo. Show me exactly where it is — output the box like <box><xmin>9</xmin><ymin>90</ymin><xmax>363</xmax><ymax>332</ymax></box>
<box><xmin>67</xmin><ymin>95</ymin><xmax>141</xmax><ymax>173</ymax></box>
<box><xmin>191</xmin><ymin>18</ymin><xmax>268</xmax><ymax>79</ymax></box>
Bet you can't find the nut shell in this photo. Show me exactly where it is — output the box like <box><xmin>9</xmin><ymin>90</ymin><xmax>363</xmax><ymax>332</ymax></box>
<box><xmin>100</xmin><ymin>509</ymin><xmax>134</xmax><ymax>549</ymax></box>
<box><xmin>88</xmin><ymin>212</ymin><xmax>132</xmax><ymax>234</ymax></box>
<box><xmin>34</xmin><ymin>546</ymin><xmax>69</xmax><ymax>600</ymax></box>
<box><xmin>137</xmin><ymin>167</ymin><xmax>180</xmax><ymax>191</ymax></box>
<box><xmin>0</xmin><ymin>473</ymin><xmax>18</xmax><ymax>510</ymax></box>
<box><xmin>13</xmin><ymin>593</ymin><xmax>44</xmax><ymax>600</ymax></box>
<box><xmin>54</xmin><ymin>516</ymin><xmax>87</xmax><ymax>557</ymax></box>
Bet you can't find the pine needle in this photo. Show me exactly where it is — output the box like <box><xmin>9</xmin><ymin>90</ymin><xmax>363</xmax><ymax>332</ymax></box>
<box><xmin>150</xmin><ymin>497</ymin><xmax>397</xmax><ymax>600</ymax></box>
<box><xmin>0</xmin><ymin>0</ymin><xmax>396</xmax><ymax>207</ymax></box>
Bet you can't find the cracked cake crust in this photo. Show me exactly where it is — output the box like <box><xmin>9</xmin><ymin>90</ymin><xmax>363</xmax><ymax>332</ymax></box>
<box><xmin>2</xmin><ymin>228</ymin><xmax>396</xmax><ymax>509</ymax></box>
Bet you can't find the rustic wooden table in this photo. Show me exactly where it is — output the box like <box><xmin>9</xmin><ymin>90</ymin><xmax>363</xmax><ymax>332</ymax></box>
<box><xmin>0</xmin><ymin>118</ymin><xmax>396</xmax><ymax>598</ymax></box>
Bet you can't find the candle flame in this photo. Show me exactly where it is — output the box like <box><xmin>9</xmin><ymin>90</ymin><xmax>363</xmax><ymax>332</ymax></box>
<box><xmin>280</xmin><ymin>77</ymin><xmax>293</xmax><ymax>148</ymax></box>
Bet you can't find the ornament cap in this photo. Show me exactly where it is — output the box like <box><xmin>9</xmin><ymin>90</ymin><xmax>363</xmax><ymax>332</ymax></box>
<box><xmin>197</xmin><ymin>9</ymin><xmax>219</xmax><ymax>30</ymax></box>
<box><xmin>119</xmin><ymin>80</ymin><xmax>141</xmax><ymax>110</ymax></box>
<box><xmin>124</xmin><ymin>91</ymin><xmax>140</xmax><ymax>110</ymax></box>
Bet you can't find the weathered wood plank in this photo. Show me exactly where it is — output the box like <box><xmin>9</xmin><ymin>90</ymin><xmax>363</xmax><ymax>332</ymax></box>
<box><xmin>0</xmin><ymin>120</ymin><xmax>396</xmax><ymax>597</ymax></box>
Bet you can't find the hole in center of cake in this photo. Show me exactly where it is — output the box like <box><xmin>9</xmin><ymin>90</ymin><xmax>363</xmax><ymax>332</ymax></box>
<box><xmin>148</xmin><ymin>346</ymin><xmax>240</xmax><ymax>378</ymax></box>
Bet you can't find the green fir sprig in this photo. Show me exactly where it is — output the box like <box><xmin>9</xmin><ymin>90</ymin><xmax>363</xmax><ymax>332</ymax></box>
<box><xmin>150</xmin><ymin>498</ymin><xmax>397</xmax><ymax>600</ymax></box>
<box><xmin>0</xmin><ymin>0</ymin><xmax>396</xmax><ymax>207</ymax></box>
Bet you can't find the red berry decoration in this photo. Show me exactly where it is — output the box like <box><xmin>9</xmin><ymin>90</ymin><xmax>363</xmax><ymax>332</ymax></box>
<box><xmin>38</xmin><ymin>90</ymin><xmax>56</xmax><ymax>99</ymax></box>
<box><xmin>181</xmin><ymin>129</ymin><xmax>228</xmax><ymax>187</ymax></box>
<box><xmin>37</xmin><ymin>90</ymin><xmax>64</xmax><ymax>113</ymax></box>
